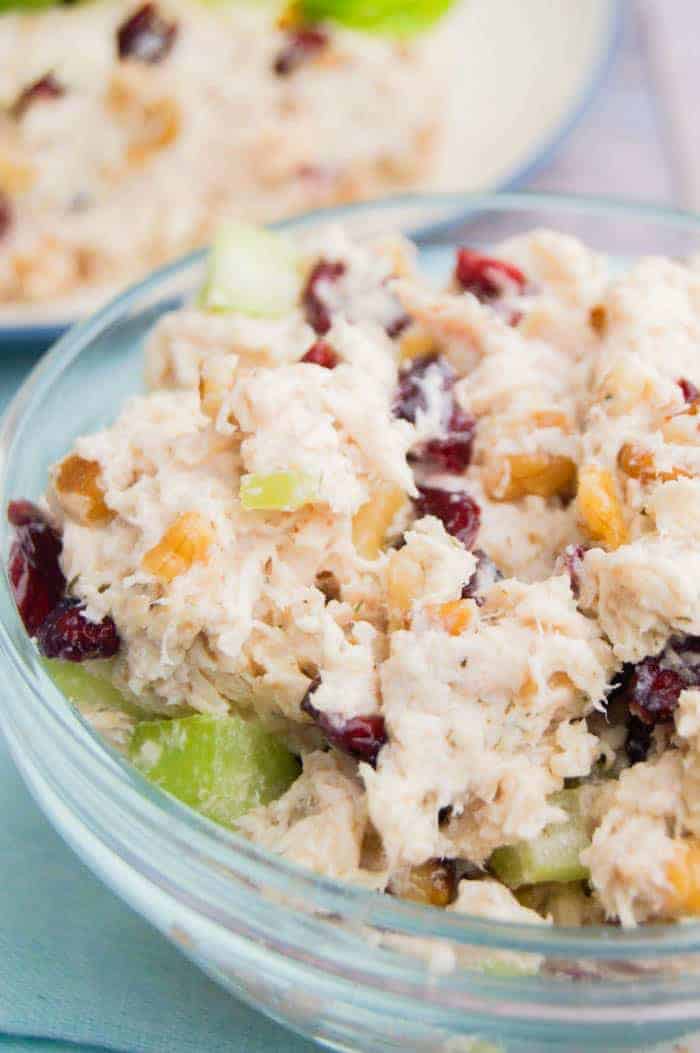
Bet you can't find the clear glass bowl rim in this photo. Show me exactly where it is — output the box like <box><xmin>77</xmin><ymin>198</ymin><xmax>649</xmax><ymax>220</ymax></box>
<box><xmin>3</xmin><ymin>189</ymin><xmax>700</xmax><ymax>969</ymax></box>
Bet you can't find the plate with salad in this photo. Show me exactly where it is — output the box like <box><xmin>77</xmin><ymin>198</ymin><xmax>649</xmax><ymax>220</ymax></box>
<box><xmin>0</xmin><ymin>0</ymin><xmax>619</xmax><ymax>346</ymax></box>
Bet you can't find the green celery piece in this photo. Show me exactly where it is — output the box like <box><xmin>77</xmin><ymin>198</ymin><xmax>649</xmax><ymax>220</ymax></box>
<box><xmin>0</xmin><ymin>0</ymin><xmax>62</xmax><ymax>9</ymax></box>
<box><xmin>240</xmin><ymin>470</ymin><xmax>318</xmax><ymax>511</ymax></box>
<box><xmin>199</xmin><ymin>222</ymin><xmax>302</xmax><ymax>318</ymax></box>
<box><xmin>42</xmin><ymin>657</ymin><xmax>143</xmax><ymax>718</ymax></box>
<box><xmin>489</xmin><ymin>789</ymin><xmax>590</xmax><ymax>889</ymax></box>
<box><xmin>517</xmin><ymin>880</ymin><xmax>592</xmax><ymax>927</ymax></box>
<box><xmin>0</xmin><ymin>0</ymin><xmax>260</xmax><ymax>9</ymax></box>
<box><xmin>0</xmin><ymin>0</ymin><xmax>454</xmax><ymax>34</ymax></box>
<box><xmin>298</xmin><ymin>0</ymin><xmax>455</xmax><ymax>36</ymax></box>
<box><xmin>477</xmin><ymin>958</ymin><xmax>539</xmax><ymax>979</ymax></box>
<box><xmin>197</xmin><ymin>0</ymin><xmax>281</xmax><ymax>5</ymax></box>
<box><xmin>129</xmin><ymin>713</ymin><xmax>300</xmax><ymax>828</ymax></box>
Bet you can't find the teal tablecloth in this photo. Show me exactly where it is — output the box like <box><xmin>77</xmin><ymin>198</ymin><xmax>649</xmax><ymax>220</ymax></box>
<box><xmin>0</xmin><ymin>345</ymin><xmax>315</xmax><ymax>1052</ymax></box>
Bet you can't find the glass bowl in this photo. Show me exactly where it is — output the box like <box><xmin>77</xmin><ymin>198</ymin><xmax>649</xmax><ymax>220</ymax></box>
<box><xmin>2</xmin><ymin>192</ymin><xmax>700</xmax><ymax>1053</ymax></box>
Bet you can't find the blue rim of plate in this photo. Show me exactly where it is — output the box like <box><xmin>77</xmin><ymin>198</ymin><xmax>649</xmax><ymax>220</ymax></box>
<box><xmin>0</xmin><ymin>0</ymin><xmax>622</xmax><ymax>351</ymax></box>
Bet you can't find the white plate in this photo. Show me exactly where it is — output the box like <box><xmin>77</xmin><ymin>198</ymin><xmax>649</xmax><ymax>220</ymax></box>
<box><xmin>433</xmin><ymin>0</ymin><xmax>620</xmax><ymax>193</ymax></box>
<box><xmin>0</xmin><ymin>0</ymin><xmax>620</xmax><ymax>348</ymax></box>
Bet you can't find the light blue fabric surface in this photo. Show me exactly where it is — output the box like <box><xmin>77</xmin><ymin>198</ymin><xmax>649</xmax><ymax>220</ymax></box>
<box><xmin>1</xmin><ymin>1041</ymin><xmax>108</xmax><ymax>1053</ymax></box>
<box><xmin>0</xmin><ymin>346</ymin><xmax>315</xmax><ymax>1052</ymax></box>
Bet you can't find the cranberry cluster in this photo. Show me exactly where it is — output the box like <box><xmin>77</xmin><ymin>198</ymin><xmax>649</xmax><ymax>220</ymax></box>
<box><xmin>301</xmin><ymin>339</ymin><xmax>338</xmax><ymax>369</ymax></box>
<box><xmin>395</xmin><ymin>354</ymin><xmax>476</xmax><ymax>475</ymax></box>
<box><xmin>0</xmin><ymin>193</ymin><xmax>12</xmax><ymax>241</ymax></box>
<box><xmin>394</xmin><ymin>353</ymin><xmax>480</xmax><ymax>548</ymax></box>
<box><xmin>558</xmin><ymin>543</ymin><xmax>586</xmax><ymax>598</ymax></box>
<box><xmin>418</xmin><ymin>406</ymin><xmax>476</xmax><ymax>475</ymax></box>
<box><xmin>394</xmin><ymin>353</ymin><xmax>453</xmax><ymax>426</ymax></box>
<box><xmin>386</xmin><ymin>313</ymin><xmax>410</xmax><ymax>340</ymax></box>
<box><xmin>679</xmin><ymin>377</ymin><xmax>700</xmax><ymax>403</ymax></box>
<box><xmin>117</xmin><ymin>4</ymin><xmax>178</xmax><ymax>64</ymax></box>
<box><xmin>10</xmin><ymin>73</ymin><xmax>64</xmax><ymax>121</ymax></box>
<box><xmin>8</xmin><ymin>501</ymin><xmax>65</xmax><ymax>636</ymax></box>
<box><xmin>7</xmin><ymin>501</ymin><xmax>119</xmax><ymax>661</ymax></box>
<box><xmin>301</xmin><ymin>676</ymin><xmax>387</xmax><ymax>767</ymax></box>
<box><xmin>273</xmin><ymin>27</ymin><xmax>329</xmax><ymax>77</ymax></box>
<box><xmin>454</xmin><ymin>248</ymin><xmax>529</xmax><ymax>326</ymax></box>
<box><xmin>454</xmin><ymin>248</ymin><xmax>527</xmax><ymax>304</ymax></box>
<box><xmin>610</xmin><ymin>635</ymin><xmax>700</xmax><ymax>764</ymax></box>
<box><xmin>414</xmin><ymin>485</ymin><xmax>480</xmax><ymax>550</ymax></box>
<box><xmin>302</xmin><ymin>259</ymin><xmax>346</xmax><ymax>335</ymax></box>
<box><xmin>461</xmin><ymin>549</ymin><xmax>502</xmax><ymax>604</ymax></box>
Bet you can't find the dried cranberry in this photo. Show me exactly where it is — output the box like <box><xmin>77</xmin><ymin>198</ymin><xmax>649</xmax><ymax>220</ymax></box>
<box><xmin>8</xmin><ymin>500</ymin><xmax>45</xmax><ymax>528</ymax></box>
<box><xmin>315</xmin><ymin>569</ymin><xmax>341</xmax><ymax>603</ymax></box>
<box><xmin>625</xmin><ymin>715</ymin><xmax>653</xmax><ymax>766</ymax></box>
<box><xmin>296</xmin><ymin>163</ymin><xmax>331</xmax><ymax>183</ymax></box>
<box><xmin>7</xmin><ymin>504</ymin><xmax>65</xmax><ymax>636</ymax></box>
<box><xmin>0</xmin><ymin>193</ymin><xmax>12</xmax><ymax>241</ymax></box>
<box><xmin>302</xmin><ymin>260</ymin><xmax>346</xmax><ymax>335</ymax></box>
<box><xmin>301</xmin><ymin>677</ymin><xmax>387</xmax><ymax>767</ymax></box>
<box><xmin>301</xmin><ymin>340</ymin><xmax>338</xmax><ymax>369</ymax></box>
<box><xmin>679</xmin><ymin>377</ymin><xmax>699</xmax><ymax>403</ymax></box>
<box><xmin>386</xmin><ymin>314</ymin><xmax>410</xmax><ymax>339</ymax></box>
<box><xmin>412</xmin><ymin>406</ymin><xmax>476</xmax><ymax>473</ymax></box>
<box><xmin>461</xmin><ymin>549</ymin><xmax>502</xmax><ymax>603</ymax></box>
<box><xmin>558</xmin><ymin>543</ymin><xmax>586</xmax><ymax>598</ymax></box>
<box><xmin>672</xmin><ymin>635</ymin><xmax>700</xmax><ymax>660</ymax></box>
<box><xmin>388</xmin><ymin>856</ymin><xmax>457</xmax><ymax>906</ymax></box>
<box><xmin>610</xmin><ymin>635</ymin><xmax>700</xmax><ymax>729</ymax></box>
<box><xmin>414</xmin><ymin>485</ymin><xmax>481</xmax><ymax>549</ymax></box>
<box><xmin>626</xmin><ymin>659</ymin><xmax>686</xmax><ymax>724</ymax></box>
<box><xmin>393</xmin><ymin>353</ymin><xmax>455</xmax><ymax>425</ymax></box>
<box><xmin>273</xmin><ymin>26</ymin><xmax>328</xmax><ymax>76</ymax></box>
<box><xmin>294</xmin><ymin>164</ymin><xmax>341</xmax><ymax>201</ymax></box>
<box><xmin>11</xmin><ymin>73</ymin><xmax>64</xmax><ymax>120</ymax></box>
<box><xmin>455</xmin><ymin>248</ymin><xmax>527</xmax><ymax>303</ymax></box>
<box><xmin>117</xmin><ymin>4</ymin><xmax>177</xmax><ymax>64</ymax></box>
<box><xmin>37</xmin><ymin>598</ymin><xmax>119</xmax><ymax>662</ymax></box>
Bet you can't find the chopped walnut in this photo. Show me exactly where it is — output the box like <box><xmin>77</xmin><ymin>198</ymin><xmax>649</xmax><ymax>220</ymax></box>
<box><xmin>577</xmin><ymin>465</ymin><xmax>628</xmax><ymax>550</ymax></box>
<box><xmin>589</xmin><ymin>304</ymin><xmax>607</xmax><ymax>336</ymax></box>
<box><xmin>0</xmin><ymin>146</ymin><xmax>35</xmax><ymax>194</ymax></box>
<box><xmin>398</xmin><ymin>324</ymin><xmax>437</xmax><ymax>363</ymax></box>
<box><xmin>385</xmin><ymin>545</ymin><xmax>423</xmax><ymax>629</ymax></box>
<box><xmin>617</xmin><ymin>442</ymin><xmax>689</xmax><ymax>485</ymax></box>
<box><xmin>428</xmin><ymin>597</ymin><xmax>475</xmax><ymax>636</ymax></box>
<box><xmin>667</xmin><ymin>839</ymin><xmax>700</xmax><ymax>916</ymax></box>
<box><xmin>389</xmin><ymin>859</ymin><xmax>457</xmax><ymax>907</ymax></box>
<box><xmin>55</xmin><ymin>455</ymin><xmax>114</xmax><ymax>525</ymax></box>
<box><xmin>484</xmin><ymin>453</ymin><xmax>576</xmax><ymax>502</ymax></box>
<box><xmin>106</xmin><ymin>71</ymin><xmax>180</xmax><ymax>168</ymax></box>
<box><xmin>352</xmin><ymin>485</ymin><xmax>407</xmax><ymax>559</ymax></box>
<box><xmin>142</xmin><ymin>512</ymin><xmax>214</xmax><ymax>581</ymax></box>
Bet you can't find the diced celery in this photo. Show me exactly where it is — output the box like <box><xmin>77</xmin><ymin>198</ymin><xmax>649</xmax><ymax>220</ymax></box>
<box><xmin>0</xmin><ymin>0</ymin><xmax>58</xmax><ymax>8</ymax></box>
<box><xmin>298</xmin><ymin>0</ymin><xmax>455</xmax><ymax>36</ymax></box>
<box><xmin>240</xmin><ymin>470</ymin><xmax>318</xmax><ymax>512</ymax></box>
<box><xmin>517</xmin><ymin>881</ymin><xmax>593</xmax><ymax>927</ymax></box>
<box><xmin>489</xmin><ymin>789</ymin><xmax>591</xmax><ymax>889</ymax></box>
<box><xmin>129</xmin><ymin>713</ymin><xmax>300</xmax><ymax>828</ymax></box>
<box><xmin>352</xmin><ymin>485</ymin><xmax>407</xmax><ymax>559</ymax></box>
<box><xmin>199</xmin><ymin>222</ymin><xmax>302</xmax><ymax>318</ymax></box>
<box><xmin>478</xmin><ymin>958</ymin><xmax>540</xmax><ymax>979</ymax></box>
<box><xmin>42</xmin><ymin>657</ymin><xmax>143</xmax><ymax>718</ymax></box>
